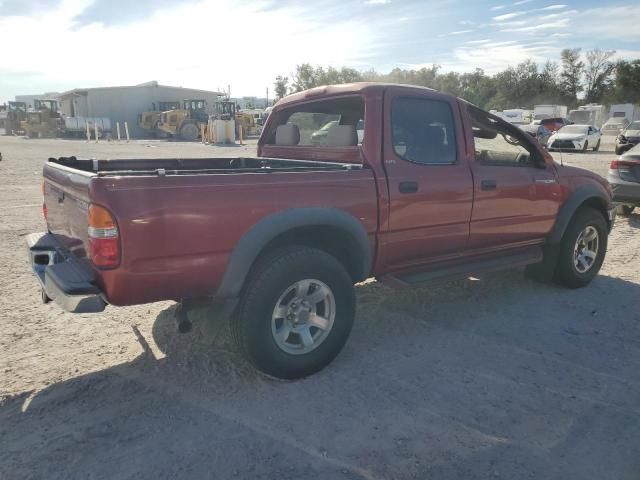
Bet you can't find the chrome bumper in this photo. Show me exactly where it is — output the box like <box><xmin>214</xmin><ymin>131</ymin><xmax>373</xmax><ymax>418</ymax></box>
<box><xmin>26</xmin><ymin>232</ymin><xmax>106</xmax><ymax>313</ymax></box>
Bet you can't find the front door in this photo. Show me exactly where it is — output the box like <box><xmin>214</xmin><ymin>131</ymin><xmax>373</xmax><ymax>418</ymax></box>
<box><xmin>465</xmin><ymin>105</ymin><xmax>561</xmax><ymax>250</ymax></box>
<box><xmin>378</xmin><ymin>89</ymin><xmax>474</xmax><ymax>271</ymax></box>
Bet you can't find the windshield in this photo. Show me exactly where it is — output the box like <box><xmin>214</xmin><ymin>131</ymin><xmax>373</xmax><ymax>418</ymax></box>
<box><xmin>628</xmin><ymin>121</ymin><xmax>640</xmax><ymax>130</ymax></box>
<box><xmin>559</xmin><ymin>125</ymin><xmax>588</xmax><ymax>134</ymax></box>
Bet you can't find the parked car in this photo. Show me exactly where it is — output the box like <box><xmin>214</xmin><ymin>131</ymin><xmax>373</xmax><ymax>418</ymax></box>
<box><xmin>609</xmin><ymin>143</ymin><xmax>640</xmax><ymax>216</ymax></box>
<box><xmin>27</xmin><ymin>83</ymin><xmax>615</xmax><ymax>379</ymax></box>
<box><xmin>519</xmin><ymin>124</ymin><xmax>552</xmax><ymax>146</ymax></box>
<box><xmin>602</xmin><ymin>117</ymin><xmax>630</xmax><ymax>136</ymax></box>
<box><xmin>615</xmin><ymin>120</ymin><xmax>640</xmax><ymax>155</ymax></box>
<box><xmin>548</xmin><ymin>124</ymin><xmax>601</xmax><ymax>151</ymax></box>
<box><xmin>532</xmin><ymin>117</ymin><xmax>571</xmax><ymax>132</ymax></box>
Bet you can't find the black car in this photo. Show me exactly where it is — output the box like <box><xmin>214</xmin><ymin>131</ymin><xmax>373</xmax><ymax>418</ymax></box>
<box><xmin>615</xmin><ymin>120</ymin><xmax>640</xmax><ymax>155</ymax></box>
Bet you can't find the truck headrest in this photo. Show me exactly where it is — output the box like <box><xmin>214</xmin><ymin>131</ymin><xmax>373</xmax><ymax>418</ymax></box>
<box><xmin>326</xmin><ymin>124</ymin><xmax>357</xmax><ymax>147</ymax></box>
<box><xmin>275</xmin><ymin>124</ymin><xmax>300</xmax><ymax>145</ymax></box>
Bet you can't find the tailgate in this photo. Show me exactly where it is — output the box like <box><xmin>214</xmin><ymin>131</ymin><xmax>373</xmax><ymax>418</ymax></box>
<box><xmin>43</xmin><ymin>163</ymin><xmax>93</xmax><ymax>258</ymax></box>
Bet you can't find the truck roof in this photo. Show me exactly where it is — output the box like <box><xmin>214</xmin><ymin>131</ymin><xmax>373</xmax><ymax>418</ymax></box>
<box><xmin>273</xmin><ymin>82</ymin><xmax>454</xmax><ymax>110</ymax></box>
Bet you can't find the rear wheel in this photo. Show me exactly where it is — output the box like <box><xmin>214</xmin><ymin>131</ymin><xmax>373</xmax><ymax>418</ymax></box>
<box><xmin>231</xmin><ymin>246</ymin><xmax>356</xmax><ymax>379</ymax></box>
<box><xmin>553</xmin><ymin>207</ymin><xmax>607</xmax><ymax>288</ymax></box>
<box><xmin>617</xmin><ymin>204</ymin><xmax>635</xmax><ymax>216</ymax></box>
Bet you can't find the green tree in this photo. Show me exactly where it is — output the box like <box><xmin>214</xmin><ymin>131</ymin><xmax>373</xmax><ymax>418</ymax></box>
<box><xmin>583</xmin><ymin>49</ymin><xmax>616</xmax><ymax>103</ymax></box>
<box><xmin>612</xmin><ymin>60</ymin><xmax>640</xmax><ymax>104</ymax></box>
<box><xmin>559</xmin><ymin>48</ymin><xmax>584</xmax><ymax>104</ymax></box>
<box><xmin>274</xmin><ymin>75</ymin><xmax>289</xmax><ymax>99</ymax></box>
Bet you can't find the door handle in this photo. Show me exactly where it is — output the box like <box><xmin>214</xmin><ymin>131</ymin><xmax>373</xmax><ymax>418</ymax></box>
<box><xmin>399</xmin><ymin>181</ymin><xmax>418</xmax><ymax>194</ymax></box>
<box><xmin>481</xmin><ymin>179</ymin><xmax>497</xmax><ymax>191</ymax></box>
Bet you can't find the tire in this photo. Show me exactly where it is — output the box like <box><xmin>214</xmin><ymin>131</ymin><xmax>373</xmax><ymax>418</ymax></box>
<box><xmin>553</xmin><ymin>207</ymin><xmax>608</xmax><ymax>289</ymax></box>
<box><xmin>615</xmin><ymin>147</ymin><xmax>623</xmax><ymax>155</ymax></box>
<box><xmin>232</xmin><ymin>246</ymin><xmax>356</xmax><ymax>379</ymax></box>
<box><xmin>179</xmin><ymin>122</ymin><xmax>199</xmax><ymax>141</ymax></box>
<box><xmin>593</xmin><ymin>139</ymin><xmax>600</xmax><ymax>151</ymax></box>
<box><xmin>582</xmin><ymin>141</ymin><xmax>588</xmax><ymax>152</ymax></box>
<box><xmin>616</xmin><ymin>204</ymin><xmax>635</xmax><ymax>216</ymax></box>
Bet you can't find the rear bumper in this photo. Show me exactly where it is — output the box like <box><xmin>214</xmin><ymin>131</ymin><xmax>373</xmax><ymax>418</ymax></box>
<box><xmin>611</xmin><ymin>182</ymin><xmax>640</xmax><ymax>205</ymax></box>
<box><xmin>26</xmin><ymin>232</ymin><xmax>106</xmax><ymax>313</ymax></box>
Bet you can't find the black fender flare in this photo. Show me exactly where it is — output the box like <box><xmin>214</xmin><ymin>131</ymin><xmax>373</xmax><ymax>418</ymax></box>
<box><xmin>216</xmin><ymin>207</ymin><xmax>372</xmax><ymax>298</ymax></box>
<box><xmin>547</xmin><ymin>184</ymin><xmax>612</xmax><ymax>244</ymax></box>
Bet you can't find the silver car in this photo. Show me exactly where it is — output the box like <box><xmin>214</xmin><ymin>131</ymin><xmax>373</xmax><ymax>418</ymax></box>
<box><xmin>608</xmin><ymin>143</ymin><xmax>640</xmax><ymax>216</ymax></box>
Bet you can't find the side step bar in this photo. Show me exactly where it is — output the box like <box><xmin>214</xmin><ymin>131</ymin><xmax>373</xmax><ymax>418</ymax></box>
<box><xmin>381</xmin><ymin>246</ymin><xmax>543</xmax><ymax>288</ymax></box>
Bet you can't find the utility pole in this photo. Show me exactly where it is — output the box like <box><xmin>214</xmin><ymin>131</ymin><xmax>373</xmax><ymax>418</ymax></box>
<box><xmin>266</xmin><ymin>87</ymin><xmax>269</xmax><ymax>108</ymax></box>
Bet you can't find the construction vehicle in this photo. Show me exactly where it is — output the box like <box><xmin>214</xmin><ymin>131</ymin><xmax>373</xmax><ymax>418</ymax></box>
<box><xmin>21</xmin><ymin>99</ymin><xmax>64</xmax><ymax>138</ymax></box>
<box><xmin>156</xmin><ymin>99</ymin><xmax>208</xmax><ymax>141</ymax></box>
<box><xmin>137</xmin><ymin>101</ymin><xmax>180</xmax><ymax>137</ymax></box>
<box><xmin>236</xmin><ymin>109</ymin><xmax>258</xmax><ymax>137</ymax></box>
<box><xmin>1</xmin><ymin>101</ymin><xmax>27</xmax><ymax>136</ymax></box>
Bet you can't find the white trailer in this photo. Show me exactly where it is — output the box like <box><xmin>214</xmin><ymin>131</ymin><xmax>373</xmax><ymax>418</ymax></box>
<box><xmin>609</xmin><ymin>104</ymin><xmax>640</xmax><ymax>122</ymax></box>
<box><xmin>568</xmin><ymin>104</ymin><xmax>607</xmax><ymax>127</ymax></box>
<box><xmin>533</xmin><ymin>105</ymin><xmax>568</xmax><ymax>121</ymax></box>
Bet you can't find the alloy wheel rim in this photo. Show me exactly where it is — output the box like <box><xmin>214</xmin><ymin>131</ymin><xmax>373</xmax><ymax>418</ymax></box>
<box><xmin>271</xmin><ymin>279</ymin><xmax>336</xmax><ymax>355</ymax></box>
<box><xmin>573</xmin><ymin>225</ymin><xmax>599</xmax><ymax>274</ymax></box>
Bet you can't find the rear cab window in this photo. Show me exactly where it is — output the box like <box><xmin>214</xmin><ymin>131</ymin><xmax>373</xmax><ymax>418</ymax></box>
<box><xmin>264</xmin><ymin>96</ymin><xmax>365</xmax><ymax>147</ymax></box>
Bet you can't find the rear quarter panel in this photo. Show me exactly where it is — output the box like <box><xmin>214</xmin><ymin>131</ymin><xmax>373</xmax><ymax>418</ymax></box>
<box><xmin>91</xmin><ymin>169</ymin><xmax>378</xmax><ymax>306</ymax></box>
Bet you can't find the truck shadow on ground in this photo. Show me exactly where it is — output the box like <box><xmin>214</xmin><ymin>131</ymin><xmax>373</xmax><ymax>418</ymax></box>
<box><xmin>2</xmin><ymin>271</ymin><xmax>640</xmax><ymax>479</ymax></box>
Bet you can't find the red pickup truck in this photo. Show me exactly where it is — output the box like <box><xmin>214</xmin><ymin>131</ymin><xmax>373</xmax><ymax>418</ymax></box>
<box><xmin>28</xmin><ymin>83</ymin><xmax>615</xmax><ymax>379</ymax></box>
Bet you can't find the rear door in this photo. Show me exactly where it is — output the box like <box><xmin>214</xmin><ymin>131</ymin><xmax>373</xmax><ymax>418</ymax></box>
<box><xmin>378</xmin><ymin>88</ymin><xmax>473</xmax><ymax>271</ymax></box>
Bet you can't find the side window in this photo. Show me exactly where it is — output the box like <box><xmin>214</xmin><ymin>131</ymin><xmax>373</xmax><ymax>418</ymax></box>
<box><xmin>266</xmin><ymin>96</ymin><xmax>364</xmax><ymax>147</ymax></box>
<box><xmin>468</xmin><ymin>105</ymin><xmax>537</xmax><ymax>166</ymax></box>
<box><xmin>392</xmin><ymin>97</ymin><xmax>457</xmax><ymax>165</ymax></box>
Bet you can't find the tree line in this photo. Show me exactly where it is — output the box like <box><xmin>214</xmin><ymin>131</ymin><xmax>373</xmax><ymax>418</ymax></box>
<box><xmin>273</xmin><ymin>48</ymin><xmax>640</xmax><ymax>110</ymax></box>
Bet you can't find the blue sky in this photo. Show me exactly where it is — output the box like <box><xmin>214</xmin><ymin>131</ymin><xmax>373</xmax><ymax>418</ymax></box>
<box><xmin>1</xmin><ymin>0</ymin><xmax>639</xmax><ymax>102</ymax></box>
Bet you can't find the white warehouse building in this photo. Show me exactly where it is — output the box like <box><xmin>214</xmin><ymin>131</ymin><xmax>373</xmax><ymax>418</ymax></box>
<box><xmin>57</xmin><ymin>81</ymin><xmax>222</xmax><ymax>138</ymax></box>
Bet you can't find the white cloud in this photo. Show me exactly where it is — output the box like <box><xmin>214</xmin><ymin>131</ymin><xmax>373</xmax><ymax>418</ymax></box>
<box><xmin>364</xmin><ymin>0</ymin><xmax>390</xmax><ymax>4</ymax></box>
<box><xmin>458</xmin><ymin>20</ymin><xmax>474</xmax><ymax>25</ymax></box>
<box><xmin>490</xmin><ymin>4</ymin><xmax>506</xmax><ymax>10</ymax></box>
<box><xmin>441</xmin><ymin>41</ymin><xmax>562</xmax><ymax>73</ymax></box>
<box><xmin>0</xmin><ymin>0</ymin><xmax>374</xmax><ymax>98</ymax></box>
<box><xmin>513</xmin><ymin>0</ymin><xmax>533</xmax><ymax>5</ymax></box>
<box><xmin>540</xmin><ymin>4</ymin><xmax>566</xmax><ymax>10</ymax></box>
<box><xmin>492</xmin><ymin>11</ymin><xmax>527</xmax><ymax>21</ymax></box>
<box><xmin>500</xmin><ymin>19</ymin><xmax>569</xmax><ymax>32</ymax></box>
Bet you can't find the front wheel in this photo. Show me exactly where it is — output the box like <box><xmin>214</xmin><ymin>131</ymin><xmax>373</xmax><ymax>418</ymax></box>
<box><xmin>553</xmin><ymin>207</ymin><xmax>608</xmax><ymax>288</ymax></box>
<box><xmin>179</xmin><ymin>122</ymin><xmax>199</xmax><ymax>141</ymax></box>
<box><xmin>593</xmin><ymin>139</ymin><xmax>600</xmax><ymax>151</ymax></box>
<box><xmin>232</xmin><ymin>246</ymin><xmax>356</xmax><ymax>379</ymax></box>
<box><xmin>582</xmin><ymin>140</ymin><xmax>589</xmax><ymax>152</ymax></box>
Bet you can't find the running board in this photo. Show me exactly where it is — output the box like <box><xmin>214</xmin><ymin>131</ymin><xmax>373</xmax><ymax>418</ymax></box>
<box><xmin>381</xmin><ymin>246</ymin><xmax>543</xmax><ymax>288</ymax></box>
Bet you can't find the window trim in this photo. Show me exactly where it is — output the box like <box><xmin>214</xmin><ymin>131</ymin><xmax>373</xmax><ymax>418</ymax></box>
<box><xmin>468</xmin><ymin>105</ymin><xmax>545</xmax><ymax>168</ymax></box>
<box><xmin>391</xmin><ymin>96</ymin><xmax>459</xmax><ymax>166</ymax></box>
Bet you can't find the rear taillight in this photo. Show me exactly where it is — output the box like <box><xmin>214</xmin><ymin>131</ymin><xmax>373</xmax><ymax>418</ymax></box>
<box><xmin>610</xmin><ymin>159</ymin><xmax>637</xmax><ymax>169</ymax></box>
<box><xmin>88</xmin><ymin>204</ymin><xmax>120</xmax><ymax>268</ymax></box>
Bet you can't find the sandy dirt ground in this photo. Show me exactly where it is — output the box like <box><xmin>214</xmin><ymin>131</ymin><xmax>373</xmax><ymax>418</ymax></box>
<box><xmin>0</xmin><ymin>135</ymin><xmax>639</xmax><ymax>480</ymax></box>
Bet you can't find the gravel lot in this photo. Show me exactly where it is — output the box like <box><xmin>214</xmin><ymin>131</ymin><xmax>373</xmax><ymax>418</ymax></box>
<box><xmin>1</xmin><ymin>135</ymin><xmax>639</xmax><ymax>480</ymax></box>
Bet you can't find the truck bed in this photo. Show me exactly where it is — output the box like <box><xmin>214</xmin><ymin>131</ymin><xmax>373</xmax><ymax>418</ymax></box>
<box><xmin>49</xmin><ymin>156</ymin><xmax>360</xmax><ymax>177</ymax></box>
<box><xmin>42</xmin><ymin>155</ymin><xmax>377</xmax><ymax>307</ymax></box>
